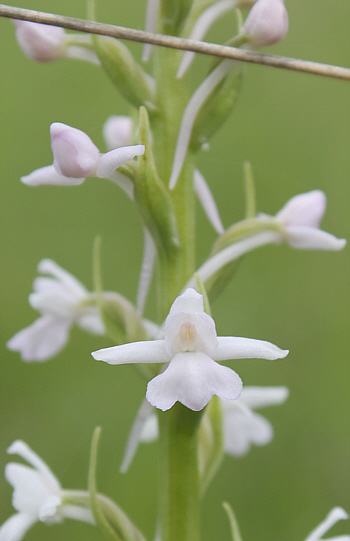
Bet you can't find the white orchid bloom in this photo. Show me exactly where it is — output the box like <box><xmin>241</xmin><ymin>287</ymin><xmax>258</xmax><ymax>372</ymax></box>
<box><xmin>0</xmin><ymin>440</ymin><xmax>94</xmax><ymax>541</ymax></box>
<box><xmin>13</xmin><ymin>20</ymin><xmax>99</xmax><ymax>64</ymax></box>
<box><xmin>92</xmin><ymin>288</ymin><xmax>288</xmax><ymax>411</ymax></box>
<box><xmin>7</xmin><ymin>259</ymin><xmax>104</xmax><ymax>362</ymax></box>
<box><xmin>243</xmin><ymin>0</ymin><xmax>288</xmax><ymax>48</ymax></box>
<box><xmin>187</xmin><ymin>190</ymin><xmax>346</xmax><ymax>288</ymax></box>
<box><xmin>102</xmin><ymin>115</ymin><xmax>133</xmax><ymax>151</ymax></box>
<box><xmin>21</xmin><ymin>122</ymin><xmax>144</xmax><ymax>187</ymax></box>
<box><xmin>221</xmin><ymin>386</ymin><xmax>289</xmax><ymax>455</ymax></box>
<box><xmin>304</xmin><ymin>507</ymin><xmax>349</xmax><ymax>541</ymax></box>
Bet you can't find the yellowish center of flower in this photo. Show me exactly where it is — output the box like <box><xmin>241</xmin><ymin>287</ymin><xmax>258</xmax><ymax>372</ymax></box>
<box><xmin>179</xmin><ymin>322</ymin><xmax>197</xmax><ymax>351</ymax></box>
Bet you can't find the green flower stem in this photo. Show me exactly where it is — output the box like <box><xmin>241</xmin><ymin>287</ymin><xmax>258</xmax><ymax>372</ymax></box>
<box><xmin>158</xmin><ymin>404</ymin><xmax>204</xmax><ymax>541</ymax></box>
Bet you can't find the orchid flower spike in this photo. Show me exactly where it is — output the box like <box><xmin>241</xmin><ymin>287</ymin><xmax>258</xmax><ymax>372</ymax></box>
<box><xmin>243</xmin><ymin>0</ymin><xmax>288</xmax><ymax>48</ymax></box>
<box><xmin>92</xmin><ymin>288</ymin><xmax>288</xmax><ymax>411</ymax></box>
<box><xmin>102</xmin><ymin>115</ymin><xmax>133</xmax><ymax>151</ymax></box>
<box><xmin>13</xmin><ymin>20</ymin><xmax>99</xmax><ymax>64</ymax></box>
<box><xmin>21</xmin><ymin>123</ymin><xmax>144</xmax><ymax>187</ymax></box>
<box><xmin>304</xmin><ymin>507</ymin><xmax>350</xmax><ymax>541</ymax></box>
<box><xmin>0</xmin><ymin>440</ymin><xmax>94</xmax><ymax>541</ymax></box>
<box><xmin>7</xmin><ymin>259</ymin><xmax>104</xmax><ymax>362</ymax></box>
<box><xmin>274</xmin><ymin>190</ymin><xmax>347</xmax><ymax>250</ymax></box>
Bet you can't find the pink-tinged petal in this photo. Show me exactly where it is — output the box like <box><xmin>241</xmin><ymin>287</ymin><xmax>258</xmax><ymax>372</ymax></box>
<box><xmin>277</xmin><ymin>190</ymin><xmax>326</xmax><ymax>228</ymax></box>
<box><xmin>165</xmin><ymin>311</ymin><xmax>217</xmax><ymax>356</ymax></box>
<box><xmin>21</xmin><ymin>165</ymin><xmax>85</xmax><ymax>186</ymax></box>
<box><xmin>92</xmin><ymin>340</ymin><xmax>169</xmax><ymax>365</ymax></box>
<box><xmin>50</xmin><ymin>123</ymin><xmax>100</xmax><ymax>178</ymax></box>
<box><xmin>285</xmin><ymin>226</ymin><xmax>346</xmax><ymax>250</ymax></box>
<box><xmin>304</xmin><ymin>507</ymin><xmax>349</xmax><ymax>541</ymax></box>
<box><xmin>7</xmin><ymin>441</ymin><xmax>60</xmax><ymax>493</ymax></box>
<box><xmin>102</xmin><ymin>116</ymin><xmax>133</xmax><ymax>151</ymax></box>
<box><xmin>96</xmin><ymin>145</ymin><xmax>145</xmax><ymax>178</ymax></box>
<box><xmin>146</xmin><ymin>351</ymin><xmax>242</xmax><ymax>411</ymax></box>
<box><xmin>13</xmin><ymin>20</ymin><xmax>65</xmax><ymax>62</ymax></box>
<box><xmin>223</xmin><ymin>409</ymin><xmax>273</xmax><ymax>456</ymax></box>
<box><xmin>239</xmin><ymin>386</ymin><xmax>289</xmax><ymax>409</ymax></box>
<box><xmin>194</xmin><ymin>170</ymin><xmax>224</xmax><ymax>234</ymax></box>
<box><xmin>36</xmin><ymin>259</ymin><xmax>87</xmax><ymax>298</ymax></box>
<box><xmin>7</xmin><ymin>315</ymin><xmax>71</xmax><ymax>362</ymax></box>
<box><xmin>214</xmin><ymin>337</ymin><xmax>288</xmax><ymax>361</ymax></box>
<box><xmin>0</xmin><ymin>512</ymin><xmax>36</xmax><ymax>541</ymax></box>
<box><xmin>243</xmin><ymin>0</ymin><xmax>288</xmax><ymax>48</ymax></box>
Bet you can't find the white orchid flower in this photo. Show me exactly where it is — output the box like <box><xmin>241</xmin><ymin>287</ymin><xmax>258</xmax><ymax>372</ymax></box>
<box><xmin>102</xmin><ymin>115</ymin><xmax>134</xmax><ymax>151</ymax></box>
<box><xmin>221</xmin><ymin>386</ymin><xmax>289</xmax><ymax>455</ymax></box>
<box><xmin>13</xmin><ymin>20</ymin><xmax>99</xmax><ymax>64</ymax></box>
<box><xmin>243</xmin><ymin>0</ymin><xmax>288</xmax><ymax>48</ymax></box>
<box><xmin>304</xmin><ymin>507</ymin><xmax>349</xmax><ymax>541</ymax></box>
<box><xmin>21</xmin><ymin>122</ymin><xmax>144</xmax><ymax>187</ymax></box>
<box><xmin>92</xmin><ymin>288</ymin><xmax>288</xmax><ymax>411</ymax></box>
<box><xmin>187</xmin><ymin>190</ymin><xmax>346</xmax><ymax>288</ymax></box>
<box><xmin>0</xmin><ymin>440</ymin><xmax>94</xmax><ymax>541</ymax></box>
<box><xmin>7</xmin><ymin>259</ymin><xmax>104</xmax><ymax>362</ymax></box>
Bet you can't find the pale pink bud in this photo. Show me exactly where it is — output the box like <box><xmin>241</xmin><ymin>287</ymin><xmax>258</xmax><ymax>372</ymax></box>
<box><xmin>102</xmin><ymin>116</ymin><xmax>133</xmax><ymax>151</ymax></box>
<box><xmin>50</xmin><ymin>123</ymin><xmax>100</xmax><ymax>178</ymax></box>
<box><xmin>243</xmin><ymin>0</ymin><xmax>288</xmax><ymax>48</ymax></box>
<box><xmin>13</xmin><ymin>20</ymin><xmax>66</xmax><ymax>62</ymax></box>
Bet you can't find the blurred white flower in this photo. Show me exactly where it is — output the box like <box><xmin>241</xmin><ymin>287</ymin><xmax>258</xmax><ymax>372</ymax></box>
<box><xmin>102</xmin><ymin>116</ymin><xmax>133</xmax><ymax>151</ymax></box>
<box><xmin>0</xmin><ymin>440</ymin><xmax>94</xmax><ymax>541</ymax></box>
<box><xmin>92</xmin><ymin>288</ymin><xmax>288</xmax><ymax>411</ymax></box>
<box><xmin>304</xmin><ymin>507</ymin><xmax>349</xmax><ymax>541</ymax></box>
<box><xmin>21</xmin><ymin>122</ymin><xmax>144</xmax><ymax>187</ymax></box>
<box><xmin>243</xmin><ymin>0</ymin><xmax>288</xmax><ymax>48</ymax></box>
<box><xmin>7</xmin><ymin>259</ymin><xmax>104</xmax><ymax>362</ymax></box>
<box><xmin>13</xmin><ymin>20</ymin><xmax>99</xmax><ymax>64</ymax></box>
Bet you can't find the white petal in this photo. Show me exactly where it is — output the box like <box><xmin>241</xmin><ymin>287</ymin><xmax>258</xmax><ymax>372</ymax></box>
<box><xmin>223</xmin><ymin>409</ymin><xmax>273</xmax><ymax>455</ymax></box>
<box><xmin>120</xmin><ymin>398</ymin><xmax>155</xmax><ymax>473</ymax></box>
<box><xmin>165</xmin><ymin>310</ymin><xmax>218</xmax><ymax>356</ymax></box>
<box><xmin>177</xmin><ymin>0</ymin><xmax>236</xmax><ymax>78</ymax></box>
<box><xmin>169</xmin><ymin>288</ymin><xmax>204</xmax><ymax>314</ymax></box>
<box><xmin>106</xmin><ymin>170</ymin><xmax>134</xmax><ymax>199</ymax></box>
<box><xmin>239</xmin><ymin>386</ymin><xmax>289</xmax><ymax>409</ymax></box>
<box><xmin>285</xmin><ymin>226</ymin><xmax>346</xmax><ymax>250</ymax></box>
<box><xmin>7</xmin><ymin>315</ymin><xmax>71</xmax><ymax>362</ymax></box>
<box><xmin>37</xmin><ymin>259</ymin><xmax>88</xmax><ymax>297</ymax></box>
<box><xmin>304</xmin><ymin>507</ymin><xmax>349</xmax><ymax>541</ymax></box>
<box><xmin>96</xmin><ymin>145</ymin><xmax>145</xmax><ymax>178</ymax></box>
<box><xmin>214</xmin><ymin>336</ymin><xmax>288</xmax><ymax>361</ymax></box>
<box><xmin>5</xmin><ymin>464</ymin><xmax>59</xmax><ymax>515</ymax></box>
<box><xmin>92</xmin><ymin>340</ymin><xmax>169</xmax><ymax>365</ymax></box>
<box><xmin>59</xmin><ymin>505</ymin><xmax>95</xmax><ymax>524</ymax></box>
<box><xmin>65</xmin><ymin>45</ymin><xmax>100</xmax><ymax>64</ymax></box>
<box><xmin>136</xmin><ymin>227</ymin><xmax>157</xmax><ymax>316</ymax></box>
<box><xmin>146</xmin><ymin>351</ymin><xmax>242</xmax><ymax>411</ymax></box>
<box><xmin>276</xmin><ymin>190</ymin><xmax>326</xmax><ymax>228</ymax></box>
<box><xmin>77</xmin><ymin>309</ymin><xmax>105</xmax><ymax>335</ymax></box>
<box><xmin>169</xmin><ymin>59</ymin><xmax>234</xmax><ymax>189</ymax></box>
<box><xmin>0</xmin><ymin>512</ymin><xmax>36</xmax><ymax>541</ymax></box>
<box><xmin>194</xmin><ymin>170</ymin><xmax>224</xmax><ymax>234</ymax></box>
<box><xmin>21</xmin><ymin>165</ymin><xmax>85</xmax><ymax>186</ymax></box>
<box><xmin>102</xmin><ymin>115</ymin><xmax>133</xmax><ymax>151</ymax></box>
<box><xmin>142</xmin><ymin>0</ymin><xmax>160</xmax><ymax>61</ymax></box>
<box><xmin>7</xmin><ymin>441</ymin><xmax>60</xmax><ymax>491</ymax></box>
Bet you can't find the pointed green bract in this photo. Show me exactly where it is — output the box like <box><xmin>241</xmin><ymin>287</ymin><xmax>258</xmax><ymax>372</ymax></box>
<box><xmin>223</xmin><ymin>502</ymin><xmax>243</xmax><ymax>541</ymax></box>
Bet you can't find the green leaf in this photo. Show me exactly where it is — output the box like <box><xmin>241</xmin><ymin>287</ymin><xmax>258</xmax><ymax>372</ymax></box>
<box><xmin>93</xmin><ymin>36</ymin><xmax>156</xmax><ymax>110</ymax></box>
<box><xmin>134</xmin><ymin>107</ymin><xmax>180</xmax><ymax>258</ymax></box>
<box><xmin>222</xmin><ymin>502</ymin><xmax>243</xmax><ymax>541</ymax></box>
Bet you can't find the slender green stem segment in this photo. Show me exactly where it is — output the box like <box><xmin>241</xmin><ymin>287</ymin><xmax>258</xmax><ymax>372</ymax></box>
<box><xmin>158</xmin><ymin>404</ymin><xmax>203</xmax><ymax>541</ymax></box>
<box><xmin>1</xmin><ymin>4</ymin><xmax>350</xmax><ymax>80</ymax></box>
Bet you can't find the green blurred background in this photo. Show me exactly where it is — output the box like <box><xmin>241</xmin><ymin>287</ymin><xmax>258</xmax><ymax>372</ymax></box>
<box><xmin>0</xmin><ymin>1</ymin><xmax>349</xmax><ymax>539</ymax></box>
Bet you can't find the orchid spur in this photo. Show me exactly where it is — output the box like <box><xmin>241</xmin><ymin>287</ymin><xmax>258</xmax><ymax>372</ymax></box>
<box><xmin>7</xmin><ymin>259</ymin><xmax>104</xmax><ymax>362</ymax></box>
<box><xmin>92</xmin><ymin>288</ymin><xmax>288</xmax><ymax>411</ymax></box>
<box><xmin>0</xmin><ymin>440</ymin><xmax>94</xmax><ymax>541</ymax></box>
<box><xmin>304</xmin><ymin>507</ymin><xmax>350</xmax><ymax>541</ymax></box>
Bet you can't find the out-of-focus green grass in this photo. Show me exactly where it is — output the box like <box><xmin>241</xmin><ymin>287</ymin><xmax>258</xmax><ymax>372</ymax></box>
<box><xmin>0</xmin><ymin>1</ymin><xmax>349</xmax><ymax>540</ymax></box>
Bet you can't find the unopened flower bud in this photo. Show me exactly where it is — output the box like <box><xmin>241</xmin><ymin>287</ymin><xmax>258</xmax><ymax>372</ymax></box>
<box><xmin>103</xmin><ymin>115</ymin><xmax>133</xmax><ymax>151</ymax></box>
<box><xmin>13</xmin><ymin>20</ymin><xmax>66</xmax><ymax>62</ymax></box>
<box><xmin>50</xmin><ymin>123</ymin><xmax>100</xmax><ymax>178</ymax></box>
<box><xmin>243</xmin><ymin>0</ymin><xmax>288</xmax><ymax>48</ymax></box>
